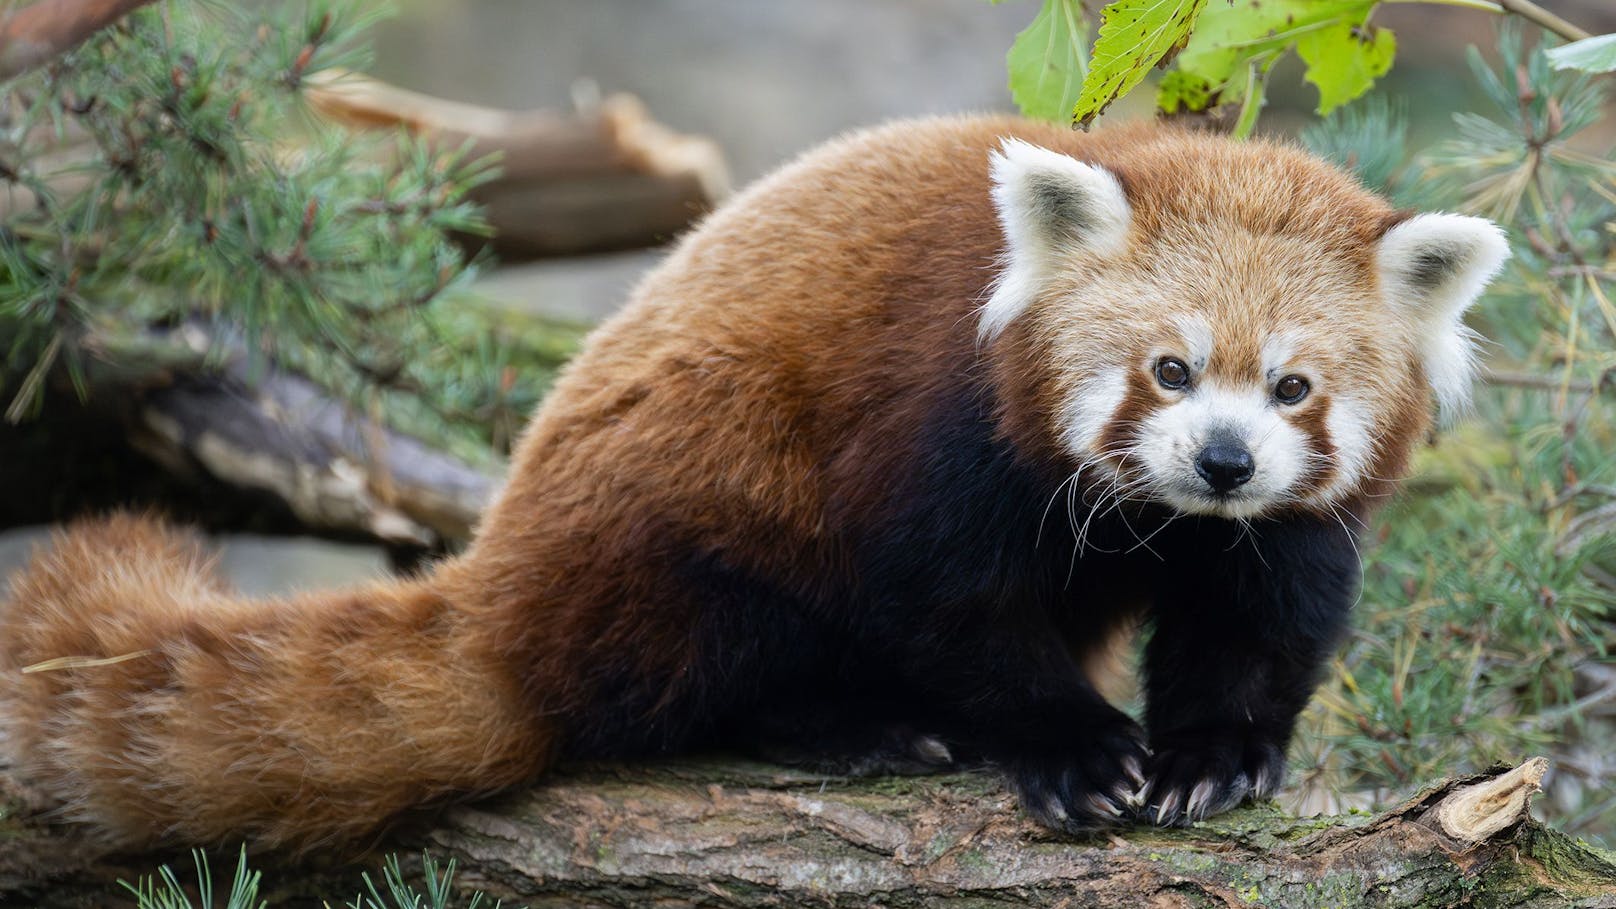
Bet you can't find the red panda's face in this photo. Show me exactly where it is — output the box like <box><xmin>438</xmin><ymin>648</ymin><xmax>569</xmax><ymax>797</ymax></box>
<box><xmin>1072</xmin><ymin>300</ymin><xmax>1390</xmax><ymax>520</ymax></box>
<box><xmin>982</xmin><ymin>137</ymin><xmax>1509</xmax><ymax>519</ymax></box>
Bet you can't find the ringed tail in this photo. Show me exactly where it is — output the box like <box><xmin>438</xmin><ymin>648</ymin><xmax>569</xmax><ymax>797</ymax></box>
<box><xmin>0</xmin><ymin>513</ymin><xmax>549</xmax><ymax>852</ymax></box>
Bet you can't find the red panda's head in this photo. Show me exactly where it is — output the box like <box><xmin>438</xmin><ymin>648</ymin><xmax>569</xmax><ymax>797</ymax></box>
<box><xmin>981</xmin><ymin>134</ymin><xmax>1509</xmax><ymax>520</ymax></box>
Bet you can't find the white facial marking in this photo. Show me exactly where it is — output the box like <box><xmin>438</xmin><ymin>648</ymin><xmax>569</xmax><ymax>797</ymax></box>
<box><xmin>980</xmin><ymin>139</ymin><xmax>1132</xmax><ymax>340</ymax></box>
<box><xmin>1261</xmin><ymin>331</ymin><xmax>1300</xmax><ymax>382</ymax></box>
<box><xmin>1172</xmin><ymin>314</ymin><xmax>1214</xmax><ymax>374</ymax></box>
<box><xmin>1316</xmin><ymin>393</ymin><xmax>1375</xmax><ymax>502</ymax></box>
<box><xmin>1134</xmin><ymin>382</ymin><xmax>1309</xmax><ymax>519</ymax></box>
<box><xmin>1061</xmin><ymin>367</ymin><xmax>1127</xmax><ymax>455</ymax></box>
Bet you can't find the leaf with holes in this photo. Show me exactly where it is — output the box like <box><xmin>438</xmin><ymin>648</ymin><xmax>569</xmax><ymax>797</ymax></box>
<box><xmin>1162</xmin><ymin>0</ymin><xmax>1390</xmax><ymax>117</ymax></box>
<box><xmin>1007</xmin><ymin>0</ymin><xmax>1090</xmax><ymax>122</ymax></box>
<box><xmin>1074</xmin><ymin>0</ymin><xmax>1207</xmax><ymax>128</ymax></box>
<box><xmin>1297</xmin><ymin>21</ymin><xmax>1396</xmax><ymax>114</ymax></box>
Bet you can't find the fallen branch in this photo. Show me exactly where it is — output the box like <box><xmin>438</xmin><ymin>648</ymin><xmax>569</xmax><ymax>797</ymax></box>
<box><xmin>2</xmin><ymin>758</ymin><xmax>1612</xmax><ymax>907</ymax></box>
<box><xmin>306</xmin><ymin>71</ymin><xmax>732</xmax><ymax>258</ymax></box>
<box><xmin>3</xmin><ymin>322</ymin><xmax>510</xmax><ymax>549</ymax></box>
<box><xmin>128</xmin><ymin>363</ymin><xmax>501</xmax><ymax>548</ymax></box>
<box><xmin>0</xmin><ymin>0</ymin><xmax>157</xmax><ymax>81</ymax></box>
<box><xmin>4</xmin><ymin>74</ymin><xmax>730</xmax><ymax>260</ymax></box>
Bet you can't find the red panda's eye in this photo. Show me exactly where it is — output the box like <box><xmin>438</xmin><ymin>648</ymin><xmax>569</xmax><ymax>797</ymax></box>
<box><xmin>1155</xmin><ymin>357</ymin><xmax>1190</xmax><ymax>390</ymax></box>
<box><xmin>1275</xmin><ymin>375</ymin><xmax>1310</xmax><ymax>404</ymax></box>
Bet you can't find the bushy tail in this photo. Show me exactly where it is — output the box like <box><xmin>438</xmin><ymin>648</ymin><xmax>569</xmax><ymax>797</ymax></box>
<box><xmin>0</xmin><ymin>514</ymin><xmax>550</xmax><ymax>852</ymax></box>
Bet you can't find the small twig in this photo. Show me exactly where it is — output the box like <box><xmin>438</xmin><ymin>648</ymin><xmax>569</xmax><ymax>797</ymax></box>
<box><xmin>1530</xmin><ymin>675</ymin><xmax>1616</xmax><ymax>729</ymax></box>
<box><xmin>1547</xmin><ymin>266</ymin><xmax>1616</xmax><ymax>282</ymax></box>
<box><xmin>1389</xmin><ymin>0</ymin><xmax>1595</xmax><ymax>44</ymax></box>
<box><xmin>1493</xmin><ymin>0</ymin><xmax>1594</xmax><ymax>43</ymax></box>
<box><xmin>1557</xmin><ymin>499</ymin><xmax>1616</xmax><ymax>557</ymax></box>
<box><xmin>1541</xmin><ymin>482</ymin><xmax>1616</xmax><ymax>512</ymax></box>
<box><xmin>0</xmin><ymin>0</ymin><xmax>159</xmax><ymax>82</ymax></box>
<box><xmin>1484</xmin><ymin>367</ymin><xmax>1614</xmax><ymax>395</ymax></box>
<box><xmin>21</xmin><ymin>651</ymin><xmax>152</xmax><ymax>673</ymax></box>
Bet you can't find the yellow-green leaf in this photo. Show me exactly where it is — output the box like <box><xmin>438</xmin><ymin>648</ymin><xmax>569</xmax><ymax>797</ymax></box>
<box><xmin>1074</xmin><ymin>0</ymin><xmax>1208</xmax><ymax>128</ymax></box>
<box><xmin>1166</xmin><ymin>0</ymin><xmax>1391</xmax><ymax>125</ymax></box>
<box><xmin>1007</xmin><ymin>0</ymin><xmax>1090</xmax><ymax>123</ymax></box>
<box><xmin>1157</xmin><ymin>70</ymin><xmax>1213</xmax><ymax>113</ymax></box>
<box><xmin>1297</xmin><ymin>22</ymin><xmax>1396</xmax><ymax>114</ymax></box>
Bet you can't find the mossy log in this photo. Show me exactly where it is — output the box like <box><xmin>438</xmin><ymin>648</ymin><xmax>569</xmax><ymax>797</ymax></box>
<box><xmin>3</xmin><ymin>758</ymin><xmax>1613</xmax><ymax>908</ymax></box>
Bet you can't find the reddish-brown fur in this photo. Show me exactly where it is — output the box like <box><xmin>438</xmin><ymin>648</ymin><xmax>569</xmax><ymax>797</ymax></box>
<box><xmin>1</xmin><ymin>117</ymin><xmax>1438</xmax><ymax>850</ymax></box>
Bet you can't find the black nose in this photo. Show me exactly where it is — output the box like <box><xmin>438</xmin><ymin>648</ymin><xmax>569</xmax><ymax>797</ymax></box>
<box><xmin>1195</xmin><ymin>444</ymin><xmax>1254</xmax><ymax>493</ymax></box>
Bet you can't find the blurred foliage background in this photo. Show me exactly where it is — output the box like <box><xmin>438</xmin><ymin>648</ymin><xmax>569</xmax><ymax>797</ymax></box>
<box><xmin>1288</xmin><ymin>30</ymin><xmax>1615</xmax><ymax>844</ymax></box>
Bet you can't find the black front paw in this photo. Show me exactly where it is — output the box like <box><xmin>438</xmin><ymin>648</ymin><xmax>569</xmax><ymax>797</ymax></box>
<box><xmin>1006</xmin><ymin>721</ymin><xmax>1148</xmax><ymax>832</ymax></box>
<box><xmin>1138</xmin><ymin>734</ymin><xmax>1284</xmax><ymax>826</ymax></box>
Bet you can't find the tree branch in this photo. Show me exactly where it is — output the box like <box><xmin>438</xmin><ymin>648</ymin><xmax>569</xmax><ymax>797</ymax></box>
<box><xmin>3</xmin><ymin>758</ymin><xmax>1612</xmax><ymax>907</ymax></box>
<box><xmin>1494</xmin><ymin>0</ymin><xmax>1594</xmax><ymax>43</ymax></box>
<box><xmin>305</xmin><ymin>71</ymin><xmax>732</xmax><ymax>258</ymax></box>
<box><xmin>0</xmin><ymin>0</ymin><xmax>157</xmax><ymax>82</ymax></box>
<box><xmin>1484</xmin><ymin>366</ymin><xmax>1614</xmax><ymax>395</ymax></box>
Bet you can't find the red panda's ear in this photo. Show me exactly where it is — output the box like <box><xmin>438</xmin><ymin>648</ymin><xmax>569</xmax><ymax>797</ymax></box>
<box><xmin>1377</xmin><ymin>212</ymin><xmax>1510</xmax><ymax>420</ymax></box>
<box><xmin>980</xmin><ymin>139</ymin><xmax>1132</xmax><ymax>340</ymax></box>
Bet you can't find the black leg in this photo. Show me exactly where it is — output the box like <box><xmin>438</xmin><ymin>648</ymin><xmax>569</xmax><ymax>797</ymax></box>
<box><xmin>1139</xmin><ymin>515</ymin><xmax>1359</xmax><ymax>825</ymax></box>
<box><xmin>745</xmin><ymin>706</ymin><xmax>959</xmax><ymax>777</ymax></box>
<box><xmin>910</xmin><ymin>615</ymin><xmax>1149</xmax><ymax>832</ymax></box>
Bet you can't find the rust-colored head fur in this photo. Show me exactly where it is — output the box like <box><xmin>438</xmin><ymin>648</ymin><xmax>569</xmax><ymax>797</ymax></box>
<box><xmin>981</xmin><ymin>126</ymin><xmax>1508</xmax><ymax>519</ymax></box>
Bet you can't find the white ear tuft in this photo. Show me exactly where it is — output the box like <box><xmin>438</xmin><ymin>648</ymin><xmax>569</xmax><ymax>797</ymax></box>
<box><xmin>980</xmin><ymin>139</ymin><xmax>1131</xmax><ymax>341</ymax></box>
<box><xmin>1377</xmin><ymin>212</ymin><xmax>1511</xmax><ymax>420</ymax></box>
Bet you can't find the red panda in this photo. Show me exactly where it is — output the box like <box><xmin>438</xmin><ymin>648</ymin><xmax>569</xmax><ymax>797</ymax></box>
<box><xmin>0</xmin><ymin>116</ymin><xmax>1508</xmax><ymax>851</ymax></box>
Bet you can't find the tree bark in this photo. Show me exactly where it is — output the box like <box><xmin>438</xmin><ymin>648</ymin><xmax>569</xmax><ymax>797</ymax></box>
<box><xmin>0</xmin><ymin>0</ymin><xmax>158</xmax><ymax>81</ymax></box>
<box><xmin>305</xmin><ymin>71</ymin><xmax>732</xmax><ymax>258</ymax></box>
<box><xmin>127</xmin><ymin>364</ymin><xmax>501</xmax><ymax>549</ymax></box>
<box><xmin>2</xmin><ymin>758</ymin><xmax>1613</xmax><ymax>908</ymax></box>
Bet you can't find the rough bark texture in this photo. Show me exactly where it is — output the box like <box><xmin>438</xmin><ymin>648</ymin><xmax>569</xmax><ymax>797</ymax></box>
<box><xmin>306</xmin><ymin>71</ymin><xmax>731</xmax><ymax>258</ymax></box>
<box><xmin>2</xmin><ymin>758</ymin><xmax>1613</xmax><ymax>908</ymax></box>
<box><xmin>128</xmin><ymin>360</ymin><xmax>501</xmax><ymax>548</ymax></box>
<box><xmin>37</xmin><ymin>324</ymin><xmax>509</xmax><ymax>549</ymax></box>
<box><xmin>0</xmin><ymin>0</ymin><xmax>158</xmax><ymax>80</ymax></box>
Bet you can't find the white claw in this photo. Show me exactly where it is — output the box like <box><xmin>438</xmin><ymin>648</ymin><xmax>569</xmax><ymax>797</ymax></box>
<box><xmin>1121</xmin><ymin>755</ymin><xmax>1145</xmax><ymax>787</ymax></box>
<box><xmin>1044</xmin><ymin>797</ymin><xmax>1070</xmax><ymax>823</ymax></box>
<box><xmin>911</xmin><ymin>735</ymin><xmax>953</xmax><ymax>765</ymax></box>
<box><xmin>1184</xmin><ymin>778</ymin><xmax>1220</xmax><ymax>819</ymax></box>
<box><xmin>1252</xmin><ymin>762</ymin><xmax>1280</xmax><ymax>798</ymax></box>
<box><xmin>1154</xmin><ymin>789</ymin><xmax>1184</xmax><ymax>825</ymax></box>
<box><xmin>1087</xmin><ymin>792</ymin><xmax>1124</xmax><ymax>819</ymax></box>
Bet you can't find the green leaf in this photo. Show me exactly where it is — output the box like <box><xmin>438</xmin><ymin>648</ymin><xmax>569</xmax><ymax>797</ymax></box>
<box><xmin>1545</xmin><ymin>33</ymin><xmax>1616</xmax><ymax>74</ymax></box>
<box><xmin>1167</xmin><ymin>0</ymin><xmax>1390</xmax><ymax>121</ymax></box>
<box><xmin>1297</xmin><ymin>22</ymin><xmax>1396</xmax><ymax>114</ymax></box>
<box><xmin>1074</xmin><ymin>0</ymin><xmax>1208</xmax><ymax>128</ymax></box>
<box><xmin>1006</xmin><ymin>0</ymin><xmax>1089</xmax><ymax>122</ymax></box>
<box><xmin>1157</xmin><ymin>70</ymin><xmax>1213</xmax><ymax>113</ymax></box>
